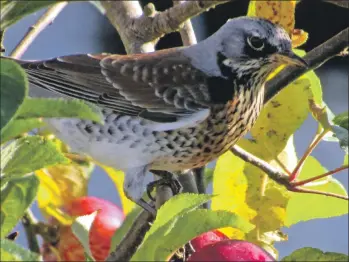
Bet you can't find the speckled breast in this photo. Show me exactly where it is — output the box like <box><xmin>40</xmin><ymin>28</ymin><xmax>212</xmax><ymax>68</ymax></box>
<box><xmin>151</xmin><ymin>87</ymin><xmax>265</xmax><ymax>170</ymax></box>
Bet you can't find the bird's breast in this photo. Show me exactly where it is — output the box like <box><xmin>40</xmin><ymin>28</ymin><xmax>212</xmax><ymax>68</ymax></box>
<box><xmin>151</xmin><ymin>86</ymin><xmax>265</xmax><ymax>170</ymax></box>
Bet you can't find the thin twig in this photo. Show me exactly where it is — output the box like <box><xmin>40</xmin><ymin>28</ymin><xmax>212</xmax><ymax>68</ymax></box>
<box><xmin>323</xmin><ymin>0</ymin><xmax>349</xmax><ymax>8</ymax></box>
<box><xmin>289</xmin><ymin>129</ymin><xmax>329</xmax><ymax>181</ymax></box>
<box><xmin>231</xmin><ymin>145</ymin><xmax>291</xmax><ymax>186</ymax></box>
<box><xmin>292</xmin><ymin>165</ymin><xmax>349</xmax><ymax>187</ymax></box>
<box><xmin>231</xmin><ymin>146</ymin><xmax>349</xmax><ymax>200</ymax></box>
<box><xmin>106</xmin><ymin>209</ymin><xmax>154</xmax><ymax>261</ymax></box>
<box><xmin>288</xmin><ymin>186</ymin><xmax>349</xmax><ymax>200</ymax></box>
<box><xmin>265</xmin><ymin>27</ymin><xmax>349</xmax><ymax>102</ymax></box>
<box><xmin>21</xmin><ymin>210</ymin><xmax>40</xmax><ymax>253</ymax></box>
<box><xmin>10</xmin><ymin>2</ymin><xmax>67</xmax><ymax>59</ymax></box>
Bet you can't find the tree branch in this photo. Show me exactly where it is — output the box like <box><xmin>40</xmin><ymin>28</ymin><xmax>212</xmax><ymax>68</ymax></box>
<box><xmin>173</xmin><ymin>0</ymin><xmax>198</xmax><ymax>46</ymax></box>
<box><xmin>10</xmin><ymin>2</ymin><xmax>67</xmax><ymax>59</ymax></box>
<box><xmin>323</xmin><ymin>0</ymin><xmax>349</xmax><ymax>8</ymax></box>
<box><xmin>231</xmin><ymin>146</ymin><xmax>291</xmax><ymax>187</ymax></box>
<box><xmin>101</xmin><ymin>0</ymin><xmax>230</xmax><ymax>53</ymax></box>
<box><xmin>265</xmin><ymin>27</ymin><xmax>349</xmax><ymax>102</ymax></box>
<box><xmin>106</xmin><ymin>209</ymin><xmax>154</xmax><ymax>261</ymax></box>
<box><xmin>21</xmin><ymin>210</ymin><xmax>40</xmax><ymax>254</ymax></box>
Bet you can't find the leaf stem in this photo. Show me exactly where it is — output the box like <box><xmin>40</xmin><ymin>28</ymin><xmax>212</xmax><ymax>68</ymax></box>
<box><xmin>291</xmin><ymin>165</ymin><xmax>349</xmax><ymax>187</ymax></box>
<box><xmin>10</xmin><ymin>2</ymin><xmax>67</xmax><ymax>59</ymax></box>
<box><xmin>287</xmin><ymin>186</ymin><xmax>349</xmax><ymax>200</ymax></box>
<box><xmin>21</xmin><ymin>209</ymin><xmax>40</xmax><ymax>253</ymax></box>
<box><xmin>289</xmin><ymin>129</ymin><xmax>328</xmax><ymax>181</ymax></box>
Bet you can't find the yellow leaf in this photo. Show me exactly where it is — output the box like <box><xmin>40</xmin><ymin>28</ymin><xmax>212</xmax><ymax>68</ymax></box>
<box><xmin>211</xmin><ymin>151</ymin><xmax>257</xmax><ymax>238</ymax></box>
<box><xmin>292</xmin><ymin>29</ymin><xmax>309</xmax><ymax>48</ymax></box>
<box><xmin>36</xmin><ymin>163</ymin><xmax>90</xmax><ymax>224</ymax></box>
<box><xmin>102</xmin><ymin>166</ymin><xmax>135</xmax><ymax>215</ymax></box>
<box><xmin>247</xmin><ymin>1</ymin><xmax>308</xmax><ymax>47</ymax></box>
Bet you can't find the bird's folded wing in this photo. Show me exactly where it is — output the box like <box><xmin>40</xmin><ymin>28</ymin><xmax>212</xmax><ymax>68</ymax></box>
<box><xmin>9</xmin><ymin>49</ymin><xmax>212</xmax><ymax>123</ymax></box>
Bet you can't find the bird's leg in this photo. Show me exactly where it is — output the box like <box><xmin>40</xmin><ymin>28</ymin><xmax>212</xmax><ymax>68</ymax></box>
<box><xmin>147</xmin><ymin>170</ymin><xmax>182</xmax><ymax>201</ymax></box>
<box><xmin>124</xmin><ymin>166</ymin><xmax>156</xmax><ymax>216</ymax></box>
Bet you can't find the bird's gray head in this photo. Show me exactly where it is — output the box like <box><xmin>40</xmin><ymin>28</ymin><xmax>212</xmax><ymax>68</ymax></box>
<box><xmin>208</xmin><ymin>17</ymin><xmax>307</xmax><ymax>76</ymax></box>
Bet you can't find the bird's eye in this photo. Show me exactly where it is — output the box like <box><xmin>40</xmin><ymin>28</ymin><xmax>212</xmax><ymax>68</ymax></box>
<box><xmin>247</xmin><ymin>36</ymin><xmax>265</xmax><ymax>51</ymax></box>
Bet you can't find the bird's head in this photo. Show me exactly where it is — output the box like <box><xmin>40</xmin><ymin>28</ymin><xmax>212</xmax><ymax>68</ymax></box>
<box><xmin>211</xmin><ymin>17</ymin><xmax>307</xmax><ymax>77</ymax></box>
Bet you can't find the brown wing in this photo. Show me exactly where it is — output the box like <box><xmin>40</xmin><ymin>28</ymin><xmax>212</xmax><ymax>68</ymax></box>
<box><xmin>13</xmin><ymin>48</ymin><xmax>212</xmax><ymax>122</ymax></box>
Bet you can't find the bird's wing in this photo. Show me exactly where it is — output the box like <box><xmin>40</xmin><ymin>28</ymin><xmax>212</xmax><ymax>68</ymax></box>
<box><xmin>15</xmin><ymin>48</ymin><xmax>213</xmax><ymax>124</ymax></box>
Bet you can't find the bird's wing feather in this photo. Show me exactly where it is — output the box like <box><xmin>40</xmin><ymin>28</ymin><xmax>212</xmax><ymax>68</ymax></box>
<box><xmin>11</xmin><ymin>49</ymin><xmax>212</xmax><ymax>123</ymax></box>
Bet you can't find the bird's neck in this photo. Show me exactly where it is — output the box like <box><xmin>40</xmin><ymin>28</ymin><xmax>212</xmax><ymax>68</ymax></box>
<box><xmin>206</xmin><ymin>51</ymin><xmax>270</xmax><ymax>104</ymax></box>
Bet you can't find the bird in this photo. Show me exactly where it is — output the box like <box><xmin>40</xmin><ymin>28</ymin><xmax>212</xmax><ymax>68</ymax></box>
<box><xmin>5</xmin><ymin>17</ymin><xmax>307</xmax><ymax>214</ymax></box>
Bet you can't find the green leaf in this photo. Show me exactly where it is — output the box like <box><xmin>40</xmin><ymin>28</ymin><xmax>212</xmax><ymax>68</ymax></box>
<box><xmin>145</xmin><ymin>193</ymin><xmax>214</xmax><ymax>240</ymax></box>
<box><xmin>71</xmin><ymin>211</ymin><xmax>98</xmax><ymax>261</ymax></box>
<box><xmin>1</xmin><ymin>136</ymin><xmax>68</xmax><ymax>178</ymax></box>
<box><xmin>131</xmin><ymin>209</ymin><xmax>254</xmax><ymax>261</ymax></box>
<box><xmin>282</xmin><ymin>247</ymin><xmax>348</xmax><ymax>261</ymax></box>
<box><xmin>109</xmin><ymin>206</ymin><xmax>141</xmax><ymax>254</ymax></box>
<box><xmin>344</xmin><ymin>154</ymin><xmax>348</xmax><ymax>165</ymax></box>
<box><xmin>203</xmin><ymin>167</ymin><xmax>214</xmax><ymax>189</ymax></box>
<box><xmin>17</xmin><ymin>98</ymin><xmax>104</xmax><ymax>124</ymax></box>
<box><xmin>331</xmin><ymin>125</ymin><xmax>348</xmax><ymax>154</ymax></box>
<box><xmin>0</xmin><ymin>1</ymin><xmax>56</xmax><ymax>29</ymax></box>
<box><xmin>286</xmin><ymin>156</ymin><xmax>348</xmax><ymax>226</ymax></box>
<box><xmin>0</xmin><ymin>59</ymin><xmax>28</xmax><ymax>131</ymax></box>
<box><xmin>0</xmin><ymin>238</ymin><xmax>42</xmax><ymax>261</ymax></box>
<box><xmin>333</xmin><ymin>112</ymin><xmax>349</xmax><ymax>130</ymax></box>
<box><xmin>1</xmin><ymin>118</ymin><xmax>45</xmax><ymax>143</ymax></box>
<box><xmin>0</xmin><ymin>175</ymin><xmax>39</xmax><ymax>236</ymax></box>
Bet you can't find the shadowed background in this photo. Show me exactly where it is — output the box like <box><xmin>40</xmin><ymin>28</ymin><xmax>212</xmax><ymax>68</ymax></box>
<box><xmin>3</xmin><ymin>0</ymin><xmax>348</xmax><ymax>257</ymax></box>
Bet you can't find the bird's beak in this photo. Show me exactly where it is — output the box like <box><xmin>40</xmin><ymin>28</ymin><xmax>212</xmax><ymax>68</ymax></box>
<box><xmin>274</xmin><ymin>51</ymin><xmax>308</xmax><ymax>68</ymax></box>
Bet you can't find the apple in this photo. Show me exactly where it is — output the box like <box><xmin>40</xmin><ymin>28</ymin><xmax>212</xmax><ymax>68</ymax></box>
<box><xmin>190</xmin><ymin>230</ymin><xmax>229</xmax><ymax>251</ymax></box>
<box><xmin>187</xmin><ymin>240</ymin><xmax>275</xmax><ymax>261</ymax></box>
<box><xmin>42</xmin><ymin>196</ymin><xmax>124</xmax><ymax>261</ymax></box>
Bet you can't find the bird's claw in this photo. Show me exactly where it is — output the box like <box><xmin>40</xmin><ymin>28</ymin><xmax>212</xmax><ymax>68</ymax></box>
<box><xmin>147</xmin><ymin>171</ymin><xmax>182</xmax><ymax>201</ymax></box>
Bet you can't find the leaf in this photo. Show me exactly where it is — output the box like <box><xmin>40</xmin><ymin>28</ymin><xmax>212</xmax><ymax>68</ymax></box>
<box><xmin>146</xmin><ymin>193</ymin><xmax>214</xmax><ymax>240</ymax></box>
<box><xmin>0</xmin><ymin>175</ymin><xmax>39</xmax><ymax>236</ymax></box>
<box><xmin>282</xmin><ymin>247</ymin><xmax>349</xmax><ymax>261</ymax></box>
<box><xmin>131</xmin><ymin>209</ymin><xmax>254</xmax><ymax>261</ymax></box>
<box><xmin>203</xmin><ymin>167</ymin><xmax>214</xmax><ymax>189</ymax></box>
<box><xmin>213</xmin><ymin>138</ymin><xmax>296</xmax><ymax>259</ymax></box>
<box><xmin>1</xmin><ymin>136</ymin><xmax>68</xmax><ymax>178</ymax></box>
<box><xmin>36</xmin><ymin>162</ymin><xmax>90</xmax><ymax>224</ymax></box>
<box><xmin>17</xmin><ymin>98</ymin><xmax>104</xmax><ymax>124</ymax></box>
<box><xmin>109</xmin><ymin>206</ymin><xmax>142</xmax><ymax>254</ymax></box>
<box><xmin>211</xmin><ymin>151</ymin><xmax>256</xmax><ymax>239</ymax></box>
<box><xmin>0</xmin><ymin>59</ymin><xmax>28</xmax><ymax>131</ymax></box>
<box><xmin>332</xmin><ymin>112</ymin><xmax>348</xmax><ymax>130</ymax></box>
<box><xmin>103</xmin><ymin>167</ymin><xmax>135</xmax><ymax>215</ymax></box>
<box><xmin>71</xmin><ymin>211</ymin><xmax>98</xmax><ymax>261</ymax></box>
<box><xmin>0</xmin><ymin>0</ymin><xmax>56</xmax><ymax>29</ymax></box>
<box><xmin>344</xmin><ymin>154</ymin><xmax>348</xmax><ymax>165</ymax></box>
<box><xmin>0</xmin><ymin>238</ymin><xmax>42</xmax><ymax>261</ymax></box>
<box><xmin>1</xmin><ymin>118</ymin><xmax>45</xmax><ymax>143</ymax></box>
<box><xmin>331</xmin><ymin>125</ymin><xmax>349</xmax><ymax>153</ymax></box>
<box><xmin>286</xmin><ymin>156</ymin><xmax>348</xmax><ymax>226</ymax></box>
<box><xmin>247</xmin><ymin>1</ymin><xmax>307</xmax><ymax>47</ymax></box>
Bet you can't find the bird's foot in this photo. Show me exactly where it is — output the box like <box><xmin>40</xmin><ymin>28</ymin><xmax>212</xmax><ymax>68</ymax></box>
<box><xmin>147</xmin><ymin>170</ymin><xmax>182</xmax><ymax>201</ymax></box>
<box><xmin>136</xmin><ymin>198</ymin><xmax>157</xmax><ymax>217</ymax></box>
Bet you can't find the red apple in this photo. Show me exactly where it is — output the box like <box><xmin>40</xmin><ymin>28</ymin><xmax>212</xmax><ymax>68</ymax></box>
<box><xmin>43</xmin><ymin>196</ymin><xmax>124</xmax><ymax>261</ymax></box>
<box><xmin>190</xmin><ymin>230</ymin><xmax>229</xmax><ymax>251</ymax></box>
<box><xmin>188</xmin><ymin>240</ymin><xmax>275</xmax><ymax>261</ymax></box>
